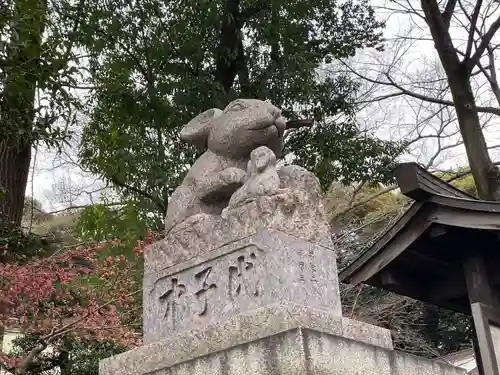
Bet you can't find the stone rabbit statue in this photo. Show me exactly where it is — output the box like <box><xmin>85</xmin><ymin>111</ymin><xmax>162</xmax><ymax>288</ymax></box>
<box><xmin>165</xmin><ymin>99</ymin><xmax>286</xmax><ymax>233</ymax></box>
<box><xmin>226</xmin><ymin>146</ymin><xmax>284</xmax><ymax>209</ymax></box>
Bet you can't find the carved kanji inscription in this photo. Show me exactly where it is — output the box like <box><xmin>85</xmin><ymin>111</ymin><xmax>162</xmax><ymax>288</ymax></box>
<box><xmin>194</xmin><ymin>267</ymin><xmax>217</xmax><ymax>316</ymax></box>
<box><xmin>159</xmin><ymin>278</ymin><xmax>186</xmax><ymax>328</ymax></box>
<box><xmin>229</xmin><ymin>251</ymin><xmax>259</xmax><ymax>298</ymax></box>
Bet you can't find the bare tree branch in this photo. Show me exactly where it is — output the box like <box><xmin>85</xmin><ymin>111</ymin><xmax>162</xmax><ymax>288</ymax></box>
<box><xmin>111</xmin><ymin>176</ymin><xmax>166</xmax><ymax>214</ymax></box>
<box><xmin>356</xmin><ymin>91</ymin><xmax>404</xmax><ymax>104</ymax></box>
<box><xmin>442</xmin><ymin>0</ymin><xmax>458</xmax><ymax>28</ymax></box>
<box><xmin>45</xmin><ymin>201</ymin><xmax>126</xmax><ymax>215</ymax></box>
<box><xmin>340</xmin><ymin>60</ymin><xmax>500</xmax><ymax>115</ymax></box>
<box><xmin>464</xmin><ymin>0</ymin><xmax>483</xmax><ymax>59</ymax></box>
<box><xmin>8</xmin><ymin>289</ymin><xmax>142</xmax><ymax>374</ymax></box>
<box><xmin>16</xmin><ymin>343</ymin><xmax>47</xmax><ymax>375</ymax></box>
<box><xmin>335</xmin><ymin>184</ymin><xmax>399</xmax><ymax>217</ymax></box>
<box><xmin>445</xmin><ymin>160</ymin><xmax>500</xmax><ymax>182</ymax></box>
<box><xmin>475</xmin><ymin>56</ymin><xmax>500</xmax><ymax>105</ymax></box>
<box><xmin>467</xmin><ymin>14</ymin><xmax>500</xmax><ymax>70</ymax></box>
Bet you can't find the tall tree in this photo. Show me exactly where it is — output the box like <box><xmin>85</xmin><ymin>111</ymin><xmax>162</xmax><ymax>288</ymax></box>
<box><xmin>342</xmin><ymin>0</ymin><xmax>500</xmax><ymax>201</ymax></box>
<box><xmin>0</xmin><ymin>0</ymin><xmax>83</xmax><ymax>234</ymax></box>
<box><xmin>77</xmin><ymin>0</ymin><xmax>405</xmax><ymax>221</ymax></box>
<box><xmin>420</xmin><ymin>0</ymin><xmax>500</xmax><ymax>200</ymax></box>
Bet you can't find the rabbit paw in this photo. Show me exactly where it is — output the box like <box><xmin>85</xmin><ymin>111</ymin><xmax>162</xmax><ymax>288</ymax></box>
<box><xmin>220</xmin><ymin>167</ymin><xmax>247</xmax><ymax>185</ymax></box>
<box><xmin>200</xmin><ymin>167</ymin><xmax>247</xmax><ymax>204</ymax></box>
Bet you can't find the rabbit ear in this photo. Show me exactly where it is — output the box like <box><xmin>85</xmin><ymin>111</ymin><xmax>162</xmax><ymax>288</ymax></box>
<box><xmin>180</xmin><ymin>108</ymin><xmax>223</xmax><ymax>148</ymax></box>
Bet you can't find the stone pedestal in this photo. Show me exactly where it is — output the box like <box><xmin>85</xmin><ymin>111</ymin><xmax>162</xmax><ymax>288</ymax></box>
<box><xmin>143</xmin><ymin>230</ymin><xmax>341</xmax><ymax>344</ymax></box>
<box><xmin>100</xmin><ymin>304</ymin><xmax>464</xmax><ymax>375</ymax></box>
<box><xmin>100</xmin><ymin>230</ymin><xmax>465</xmax><ymax>375</ymax></box>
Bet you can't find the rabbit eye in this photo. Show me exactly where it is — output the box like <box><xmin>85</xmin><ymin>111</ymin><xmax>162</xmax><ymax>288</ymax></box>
<box><xmin>228</xmin><ymin>101</ymin><xmax>247</xmax><ymax>111</ymax></box>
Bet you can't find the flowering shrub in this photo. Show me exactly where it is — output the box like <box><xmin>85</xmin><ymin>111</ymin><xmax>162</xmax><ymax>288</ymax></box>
<box><xmin>0</xmin><ymin>229</ymin><xmax>160</xmax><ymax>374</ymax></box>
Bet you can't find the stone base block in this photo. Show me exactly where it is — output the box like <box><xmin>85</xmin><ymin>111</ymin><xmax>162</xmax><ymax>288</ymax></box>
<box><xmin>99</xmin><ymin>304</ymin><xmax>464</xmax><ymax>375</ymax></box>
<box><xmin>143</xmin><ymin>230</ymin><xmax>342</xmax><ymax>344</ymax></box>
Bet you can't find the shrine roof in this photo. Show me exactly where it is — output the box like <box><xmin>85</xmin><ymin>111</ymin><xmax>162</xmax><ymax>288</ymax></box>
<box><xmin>339</xmin><ymin>162</ymin><xmax>500</xmax><ymax>314</ymax></box>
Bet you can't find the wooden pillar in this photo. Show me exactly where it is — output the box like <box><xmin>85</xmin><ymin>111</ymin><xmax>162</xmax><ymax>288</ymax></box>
<box><xmin>474</xmin><ymin>333</ymin><xmax>487</xmax><ymax>375</ymax></box>
<box><xmin>464</xmin><ymin>255</ymin><xmax>494</xmax><ymax>306</ymax></box>
<box><xmin>464</xmin><ymin>255</ymin><xmax>499</xmax><ymax>375</ymax></box>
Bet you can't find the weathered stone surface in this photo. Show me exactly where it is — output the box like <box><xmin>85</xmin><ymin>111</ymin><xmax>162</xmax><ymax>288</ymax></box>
<box><xmin>165</xmin><ymin>99</ymin><xmax>286</xmax><ymax>233</ymax></box>
<box><xmin>100</xmin><ymin>303</ymin><xmax>391</xmax><ymax>375</ymax></box>
<box><xmin>143</xmin><ymin>230</ymin><xmax>341</xmax><ymax>344</ymax></box>
<box><xmin>145</xmin><ymin>164</ymin><xmax>332</xmax><ymax>276</ymax></box>
<box><xmin>226</xmin><ymin>146</ymin><xmax>286</xmax><ymax>209</ymax></box>
<box><xmin>100</xmin><ymin>304</ymin><xmax>462</xmax><ymax>375</ymax></box>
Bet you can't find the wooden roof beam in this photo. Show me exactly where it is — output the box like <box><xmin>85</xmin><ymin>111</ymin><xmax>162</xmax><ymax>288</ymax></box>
<box><xmin>395</xmin><ymin>163</ymin><xmax>476</xmax><ymax>201</ymax></box>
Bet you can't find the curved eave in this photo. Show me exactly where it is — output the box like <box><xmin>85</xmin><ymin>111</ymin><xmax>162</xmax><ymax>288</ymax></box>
<box><xmin>339</xmin><ymin>201</ymin><xmax>433</xmax><ymax>286</ymax></box>
<box><xmin>340</xmin><ymin>194</ymin><xmax>500</xmax><ymax>285</ymax></box>
<box><xmin>340</xmin><ymin>162</ymin><xmax>500</xmax><ymax>314</ymax></box>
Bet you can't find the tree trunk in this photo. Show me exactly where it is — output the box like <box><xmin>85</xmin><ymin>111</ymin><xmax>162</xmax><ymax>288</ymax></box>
<box><xmin>421</xmin><ymin>0</ymin><xmax>500</xmax><ymax>201</ymax></box>
<box><xmin>447</xmin><ymin>66</ymin><xmax>500</xmax><ymax>201</ymax></box>
<box><xmin>0</xmin><ymin>143</ymin><xmax>32</xmax><ymax>230</ymax></box>
<box><xmin>214</xmin><ymin>0</ymin><xmax>265</xmax><ymax>98</ymax></box>
<box><xmin>215</xmin><ymin>0</ymin><xmax>242</xmax><ymax>94</ymax></box>
<box><xmin>0</xmin><ymin>0</ymin><xmax>45</xmax><ymax>232</ymax></box>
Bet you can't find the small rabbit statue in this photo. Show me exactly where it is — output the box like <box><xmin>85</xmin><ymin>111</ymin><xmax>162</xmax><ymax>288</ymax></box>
<box><xmin>226</xmin><ymin>146</ymin><xmax>284</xmax><ymax>209</ymax></box>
